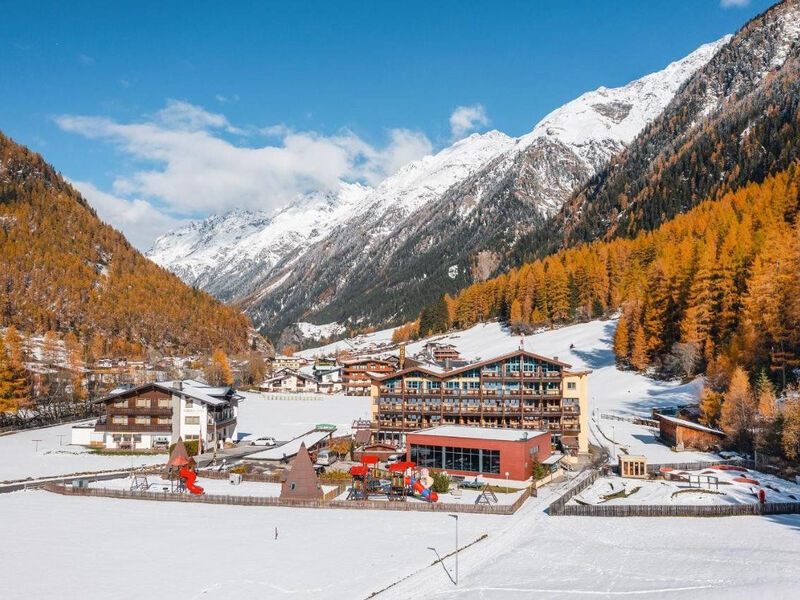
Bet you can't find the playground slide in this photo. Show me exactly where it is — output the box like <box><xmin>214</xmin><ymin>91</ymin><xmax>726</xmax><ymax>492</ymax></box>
<box><xmin>179</xmin><ymin>466</ymin><xmax>204</xmax><ymax>495</ymax></box>
<box><xmin>410</xmin><ymin>477</ymin><xmax>438</xmax><ymax>502</ymax></box>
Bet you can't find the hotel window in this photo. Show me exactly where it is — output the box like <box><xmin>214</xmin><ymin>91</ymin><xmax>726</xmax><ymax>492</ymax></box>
<box><xmin>467</xmin><ymin>381</ymin><xmax>480</xmax><ymax>389</ymax></box>
<box><xmin>567</xmin><ymin>382</ymin><xmax>576</xmax><ymax>390</ymax></box>
<box><xmin>112</xmin><ymin>416</ymin><xmax>128</xmax><ymax>425</ymax></box>
<box><xmin>135</xmin><ymin>416</ymin><xmax>150</xmax><ymax>425</ymax></box>
<box><xmin>136</xmin><ymin>398</ymin><xmax>150</xmax><ymax>408</ymax></box>
<box><xmin>407</xmin><ymin>380</ymin><xmax>421</xmax><ymax>389</ymax></box>
<box><xmin>157</xmin><ymin>417</ymin><xmax>170</xmax><ymax>424</ymax></box>
<box><xmin>158</xmin><ymin>398</ymin><xmax>171</xmax><ymax>407</ymax></box>
<box><xmin>114</xmin><ymin>400</ymin><xmax>127</xmax><ymax>408</ymax></box>
<box><xmin>428</xmin><ymin>381</ymin><xmax>441</xmax><ymax>390</ymax></box>
<box><xmin>185</xmin><ymin>416</ymin><xmax>200</xmax><ymax>425</ymax></box>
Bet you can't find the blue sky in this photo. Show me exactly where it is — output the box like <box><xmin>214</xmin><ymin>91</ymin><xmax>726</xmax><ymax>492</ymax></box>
<box><xmin>0</xmin><ymin>0</ymin><xmax>772</xmax><ymax>249</ymax></box>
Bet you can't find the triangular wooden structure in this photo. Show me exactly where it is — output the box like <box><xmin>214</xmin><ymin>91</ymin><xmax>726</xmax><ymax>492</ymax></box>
<box><xmin>280</xmin><ymin>443</ymin><xmax>323</xmax><ymax>500</ymax></box>
<box><xmin>475</xmin><ymin>483</ymin><xmax>498</xmax><ymax>505</ymax></box>
<box><xmin>168</xmin><ymin>437</ymin><xmax>192</xmax><ymax>466</ymax></box>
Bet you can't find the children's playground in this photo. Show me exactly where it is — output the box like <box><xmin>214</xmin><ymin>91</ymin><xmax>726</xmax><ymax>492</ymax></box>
<box><xmin>339</xmin><ymin>454</ymin><xmax>528</xmax><ymax>506</ymax></box>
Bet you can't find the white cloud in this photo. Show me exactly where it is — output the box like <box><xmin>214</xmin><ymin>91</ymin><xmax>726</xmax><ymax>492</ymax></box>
<box><xmin>720</xmin><ymin>0</ymin><xmax>750</xmax><ymax>7</ymax></box>
<box><xmin>55</xmin><ymin>100</ymin><xmax>433</xmax><ymax>243</ymax></box>
<box><xmin>449</xmin><ymin>104</ymin><xmax>489</xmax><ymax>140</ymax></box>
<box><xmin>78</xmin><ymin>53</ymin><xmax>95</xmax><ymax>66</ymax></box>
<box><xmin>69</xmin><ymin>180</ymin><xmax>187</xmax><ymax>251</ymax></box>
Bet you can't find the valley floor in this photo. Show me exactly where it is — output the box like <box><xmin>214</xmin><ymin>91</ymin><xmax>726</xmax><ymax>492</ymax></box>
<box><xmin>2</xmin><ymin>319</ymin><xmax>799</xmax><ymax>599</ymax></box>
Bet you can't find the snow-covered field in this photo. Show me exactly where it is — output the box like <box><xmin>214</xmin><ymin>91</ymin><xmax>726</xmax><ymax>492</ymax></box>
<box><xmin>237</xmin><ymin>392</ymin><xmax>372</xmax><ymax>441</ymax></box>
<box><xmin>0</xmin><ymin>422</ymin><xmax>166</xmax><ymax>483</ymax></box>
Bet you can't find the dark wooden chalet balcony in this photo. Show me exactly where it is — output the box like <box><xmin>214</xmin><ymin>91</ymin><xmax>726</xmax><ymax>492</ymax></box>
<box><xmin>108</xmin><ymin>407</ymin><xmax>172</xmax><ymax>417</ymax></box>
<box><xmin>95</xmin><ymin>422</ymin><xmax>172</xmax><ymax>433</ymax></box>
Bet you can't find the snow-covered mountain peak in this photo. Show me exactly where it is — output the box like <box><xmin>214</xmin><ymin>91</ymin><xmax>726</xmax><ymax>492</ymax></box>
<box><xmin>363</xmin><ymin>129</ymin><xmax>514</xmax><ymax>215</ymax></box>
<box><xmin>519</xmin><ymin>35</ymin><xmax>731</xmax><ymax>157</ymax></box>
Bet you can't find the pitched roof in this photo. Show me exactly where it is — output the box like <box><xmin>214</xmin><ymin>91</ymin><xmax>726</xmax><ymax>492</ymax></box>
<box><xmin>657</xmin><ymin>414</ymin><xmax>726</xmax><ymax>436</ymax></box>
<box><xmin>93</xmin><ymin>379</ymin><xmax>240</xmax><ymax>407</ymax></box>
<box><xmin>371</xmin><ymin>349</ymin><xmax>572</xmax><ymax>381</ymax></box>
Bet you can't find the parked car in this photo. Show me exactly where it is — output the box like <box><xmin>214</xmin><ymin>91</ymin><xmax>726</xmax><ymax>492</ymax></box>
<box><xmin>251</xmin><ymin>436</ymin><xmax>277</xmax><ymax>447</ymax></box>
<box><xmin>386</xmin><ymin>454</ymin><xmax>402</xmax><ymax>465</ymax></box>
<box><xmin>316</xmin><ymin>449</ymin><xmax>338</xmax><ymax>466</ymax></box>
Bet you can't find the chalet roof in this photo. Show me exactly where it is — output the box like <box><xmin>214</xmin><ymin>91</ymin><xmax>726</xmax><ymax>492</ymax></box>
<box><xmin>93</xmin><ymin>379</ymin><xmax>240</xmax><ymax>408</ymax></box>
<box><xmin>371</xmin><ymin>349</ymin><xmax>572</xmax><ymax>382</ymax></box>
<box><xmin>657</xmin><ymin>414</ymin><xmax>726</xmax><ymax>437</ymax></box>
<box><xmin>263</xmin><ymin>367</ymin><xmax>317</xmax><ymax>384</ymax></box>
<box><xmin>340</xmin><ymin>357</ymin><xmax>394</xmax><ymax>366</ymax></box>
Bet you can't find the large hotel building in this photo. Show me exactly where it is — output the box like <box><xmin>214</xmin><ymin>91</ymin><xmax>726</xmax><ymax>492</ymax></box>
<box><xmin>370</xmin><ymin>349</ymin><xmax>590</xmax><ymax>454</ymax></box>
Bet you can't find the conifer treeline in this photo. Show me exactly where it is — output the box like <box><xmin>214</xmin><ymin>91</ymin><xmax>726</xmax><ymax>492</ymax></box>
<box><xmin>413</xmin><ymin>164</ymin><xmax>800</xmax><ymax>383</ymax></box>
<box><xmin>0</xmin><ymin>132</ymin><xmax>252</xmax><ymax>354</ymax></box>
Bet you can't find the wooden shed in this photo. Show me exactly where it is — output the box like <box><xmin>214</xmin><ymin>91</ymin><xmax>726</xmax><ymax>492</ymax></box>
<box><xmin>657</xmin><ymin>414</ymin><xmax>725</xmax><ymax>451</ymax></box>
<box><xmin>618</xmin><ymin>454</ymin><xmax>647</xmax><ymax>479</ymax></box>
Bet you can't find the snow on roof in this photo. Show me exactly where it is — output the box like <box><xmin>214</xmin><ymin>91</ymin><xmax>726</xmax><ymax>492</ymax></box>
<box><xmin>541</xmin><ymin>453</ymin><xmax>565</xmax><ymax>465</ymax></box>
<box><xmin>409</xmin><ymin>425</ymin><xmax>547</xmax><ymax>442</ymax></box>
<box><xmin>657</xmin><ymin>414</ymin><xmax>725</xmax><ymax>436</ymax></box>
<box><xmin>248</xmin><ymin>429</ymin><xmax>332</xmax><ymax>460</ymax></box>
<box><xmin>96</xmin><ymin>379</ymin><xmax>238</xmax><ymax>408</ymax></box>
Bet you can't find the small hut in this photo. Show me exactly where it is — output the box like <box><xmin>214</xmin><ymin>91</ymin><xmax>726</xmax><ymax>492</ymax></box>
<box><xmin>280</xmin><ymin>443</ymin><xmax>323</xmax><ymax>500</ymax></box>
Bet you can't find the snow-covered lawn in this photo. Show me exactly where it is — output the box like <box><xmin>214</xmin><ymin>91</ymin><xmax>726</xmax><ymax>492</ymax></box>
<box><xmin>0</xmin><ymin>422</ymin><xmax>166</xmax><ymax>483</ymax></box>
<box><xmin>236</xmin><ymin>392</ymin><xmax>372</xmax><ymax>441</ymax></box>
<box><xmin>381</xmin><ymin>490</ymin><xmax>800</xmax><ymax>600</ymax></box>
<box><xmin>0</xmin><ymin>489</ymin><xmax>493</xmax><ymax>600</ymax></box>
<box><xmin>591</xmin><ymin>414</ymin><xmax>718</xmax><ymax>464</ymax></box>
<box><xmin>573</xmin><ymin>467</ymin><xmax>800</xmax><ymax>506</ymax></box>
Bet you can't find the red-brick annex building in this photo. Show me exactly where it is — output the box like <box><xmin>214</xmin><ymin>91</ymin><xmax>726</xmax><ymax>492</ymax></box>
<box><xmin>406</xmin><ymin>425</ymin><xmax>550</xmax><ymax>481</ymax></box>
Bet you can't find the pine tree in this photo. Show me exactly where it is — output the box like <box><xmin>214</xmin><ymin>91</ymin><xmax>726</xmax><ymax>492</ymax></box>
<box><xmin>754</xmin><ymin>370</ymin><xmax>777</xmax><ymax>419</ymax></box>
<box><xmin>613</xmin><ymin>314</ymin><xmax>630</xmax><ymax>366</ymax></box>
<box><xmin>205</xmin><ymin>349</ymin><xmax>233</xmax><ymax>386</ymax></box>
<box><xmin>630</xmin><ymin>323</ymin><xmax>648</xmax><ymax>372</ymax></box>
<box><xmin>509</xmin><ymin>299</ymin><xmax>523</xmax><ymax>324</ymax></box>
<box><xmin>720</xmin><ymin>366</ymin><xmax>756</xmax><ymax>450</ymax></box>
<box><xmin>699</xmin><ymin>387</ymin><xmax>722</xmax><ymax>427</ymax></box>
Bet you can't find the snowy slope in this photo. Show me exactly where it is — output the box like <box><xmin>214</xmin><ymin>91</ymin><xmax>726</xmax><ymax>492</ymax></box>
<box><xmin>148</xmin><ymin>132</ymin><xmax>513</xmax><ymax>302</ymax></box>
<box><xmin>146</xmin><ymin>182</ymin><xmax>371</xmax><ymax>300</ymax></box>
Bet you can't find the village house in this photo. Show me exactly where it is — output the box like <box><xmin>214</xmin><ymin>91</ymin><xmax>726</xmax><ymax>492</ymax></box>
<box><xmin>370</xmin><ymin>349</ymin><xmax>590</xmax><ymax>454</ymax></box>
<box><xmin>259</xmin><ymin>368</ymin><xmax>319</xmax><ymax>393</ymax></box>
<box><xmin>271</xmin><ymin>354</ymin><xmax>307</xmax><ymax>372</ymax></box>
<box><xmin>341</xmin><ymin>357</ymin><xmax>396</xmax><ymax>395</ymax></box>
<box><xmin>72</xmin><ymin>379</ymin><xmax>240</xmax><ymax>451</ymax></box>
<box><xmin>313</xmin><ymin>364</ymin><xmax>343</xmax><ymax>393</ymax></box>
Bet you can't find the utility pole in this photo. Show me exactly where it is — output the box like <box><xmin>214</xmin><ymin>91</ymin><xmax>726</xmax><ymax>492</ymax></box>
<box><xmin>448</xmin><ymin>513</ymin><xmax>459</xmax><ymax>585</ymax></box>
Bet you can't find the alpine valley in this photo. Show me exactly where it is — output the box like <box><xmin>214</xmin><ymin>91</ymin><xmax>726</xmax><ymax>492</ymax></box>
<box><xmin>149</xmin><ymin>0</ymin><xmax>800</xmax><ymax>349</ymax></box>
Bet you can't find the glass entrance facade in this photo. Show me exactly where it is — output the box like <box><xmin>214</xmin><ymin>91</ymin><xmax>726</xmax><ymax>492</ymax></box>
<box><xmin>410</xmin><ymin>443</ymin><xmax>501</xmax><ymax>474</ymax></box>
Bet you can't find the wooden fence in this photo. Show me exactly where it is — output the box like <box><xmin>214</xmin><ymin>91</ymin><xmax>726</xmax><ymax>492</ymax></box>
<box><xmin>43</xmin><ymin>482</ymin><xmax>531</xmax><ymax>515</ymax></box>
<box><xmin>548</xmin><ymin>470</ymin><xmax>600</xmax><ymax>515</ymax></box>
<box><xmin>556</xmin><ymin>501</ymin><xmax>800</xmax><ymax>518</ymax></box>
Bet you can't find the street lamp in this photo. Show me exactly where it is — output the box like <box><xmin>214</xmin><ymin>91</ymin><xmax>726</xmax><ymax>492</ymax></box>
<box><xmin>448</xmin><ymin>513</ymin><xmax>459</xmax><ymax>585</ymax></box>
<box><xmin>611</xmin><ymin>425</ymin><xmax>616</xmax><ymax>460</ymax></box>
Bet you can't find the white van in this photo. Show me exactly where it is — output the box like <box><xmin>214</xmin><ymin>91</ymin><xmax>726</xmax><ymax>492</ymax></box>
<box><xmin>316</xmin><ymin>449</ymin><xmax>337</xmax><ymax>466</ymax></box>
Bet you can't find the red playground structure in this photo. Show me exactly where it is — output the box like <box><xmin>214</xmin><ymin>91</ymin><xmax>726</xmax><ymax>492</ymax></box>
<box><xmin>179</xmin><ymin>466</ymin><xmax>204</xmax><ymax>495</ymax></box>
<box><xmin>347</xmin><ymin>455</ymin><xmax>438</xmax><ymax>502</ymax></box>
